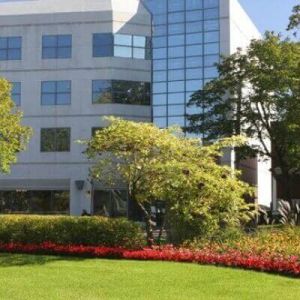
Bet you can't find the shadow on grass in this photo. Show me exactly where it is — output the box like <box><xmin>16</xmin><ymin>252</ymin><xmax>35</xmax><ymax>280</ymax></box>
<box><xmin>0</xmin><ymin>253</ymin><xmax>86</xmax><ymax>267</ymax></box>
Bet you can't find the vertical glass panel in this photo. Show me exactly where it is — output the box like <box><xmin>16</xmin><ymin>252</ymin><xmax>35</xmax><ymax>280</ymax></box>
<box><xmin>186</xmin><ymin>33</ymin><xmax>203</xmax><ymax>45</ymax></box>
<box><xmin>204</xmin><ymin>43</ymin><xmax>219</xmax><ymax>54</ymax></box>
<box><xmin>168</xmin><ymin>12</ymin><xmax>185</xmax><ymax>23</ymax></box>
<box><xmin>153</xmin><ymin>117</ymin><xmax>167</xmax><ymax>128</ymax></box>
<box><xmin>186</xmin><ymin>56</ymin><xmax>203</xmax><ymax>68</ymax></box>
<box><xmin>168</xmin><ymin>105</ymin><xmax>185</xmax><ymax>116</ymax></box>
<box><xmin>168</xmin><ymin>58</ymin><xmax>184</xmax><ymax>69</ymax></box>
<box><xmin>168</xmin><ymin>69</ymin><xmax>185</xmax><ymax>81</ymax></box>
<box><xmin>186</xmin><ymin>79</ymin><xmax>203</xmax><ymax>91</ymax></box>
<box><xmin>168</xmin><ymin>23</ymin><xmax>185</xmax><ymax>34</ymax></box>
<box><xmin>153</xmin><ymin>94</ymin><xmax>167</xmax><ymax>105</ymax></box>
<box><xmin>169</xmin><ymin>0</ymin><xmax>184</xmax><ymax>12</ymax></box>
<box><xmin>153</xmin><ymin>71</ymin><xmax>167</xmax><ymax>82</ymax></box>
<box><xmin>114</xmin><ymin>34</ymin><xmax>132</xmax><ymax>46</ymax></box>
<box><xmin>168</xmin><ymin>46</ymin><xmax>184</xmax><ymax>58</ymax></box>
<box><xmin>168</xmin><ymin>116</ymin><xmax>185</xmax><ymax>127</ymax></box>
<box><xmin>114</xmin><ymin>46</ymin><xmax>132</xmax><ymax>58</ymax></box>
<box><xmin>133</xmin><ymin>36</ymin><xmax>146</xmax><ymax>47</ymax></box>
<box><xmin>186</xmin><ymin>0</ymin><xmax>203</xmax><ymax>10</ymax></box>
<box><xmin>168</xmin><ymin>34</ymin><xmax>185</xmax><ymax>46</ymax></box>
<box><xmin>168</xmin><ymin>81</ymin><xmax>185</xmax><ymax>93</ymax></box>
<box><xmin>186</xmin><ymin>21</ymin><xmax>203</xmax><ymax>33</ymax></box>
<box><xmin>186</xmin><ymin>68</ymin><xmax>203</xmax><ymax>80</ymax></box>
<box><xmin>204</xmin><ymin>31</ymin><xmax>219</xmax><ymax>43</ymax></box>
<box><xmin>204</xmin><ymin>8</ymin><xmax>219</xmax><ymax>19</ymax></box>
<box><xmin>186</xmin><ymin>44</ymin><xmax>203</xmax><ymax>56</ymax></box>
<box><xmin>153</xmin><ymin>105</ymin><xmax>167</xmax><ymax>116</ymax></box>
<box><xmin>168</xmin><ymin>92</ymin><xmax>185</xmax><ymax>105</ymax></box>
<box><xmin>204</xmin><ymin>0</ymin><xmax>219</xmax><ymax>8</ymax></box>
<box><xmin>186</xmin><ymin>10</ymin><xmax>203</xmax><ymax>22</ymax></box>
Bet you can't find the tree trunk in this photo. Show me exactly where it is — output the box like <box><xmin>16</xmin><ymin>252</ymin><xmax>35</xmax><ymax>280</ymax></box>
<box><xmin>279</xmin><ymin>170</ymin><xmax>293</xmax><ymax>207</ymax></box>
<box><xmin>135</xmin><ymin>201</ymin><xmax>154</xmax><ymax>247</ymax></box>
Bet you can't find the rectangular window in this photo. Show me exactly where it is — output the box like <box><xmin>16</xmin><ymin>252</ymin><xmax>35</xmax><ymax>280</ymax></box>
<box><xmin>92</xmin><ymin>80</ymin><xmax>150</xmax><ymax>105</ymax></box>
<box><xmin>41</xmin><ymin>128</ymin><xmax>71</xmax><ymax>152</ymax></box>
<box><xmin>41</xmin><ymin>81</ymin><xmax>71</xmax><ymax>105</ymax></box>
<box><xmin>11</xmin><ymin>82</ymin><xmax>21</xmax><ymax>106</ymax></box>
<box><xmin>0</xmin><ymin>190</ymin><xmax>69</xmax><ymax>215</ymax></box>
<box><xmin>93</xmin><ymin>33</ymin><xmax>114</xmax><ymax>57</ymax></box>
<box><xmin>93</xmin><ymin>33</ymin><xmax>150</xmax><ymax>60</ymax></box>
<box><xmin>0</xmin><ymin>36</ymin><xmax>22</xmax><ymax>60</ymax></box>
<box><xmin>42</xmin><ymin>35</ymin><xmax>72</xmax><ymax>59</ymax></box>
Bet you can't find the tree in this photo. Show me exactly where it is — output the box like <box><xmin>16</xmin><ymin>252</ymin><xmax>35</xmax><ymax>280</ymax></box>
<box><xmin>187</xmin><ymin>33</ymin><xmax>300</xmax><ymax>206</ymax></box>
<box><xmin>84</xmin><ymin>117</ymin><xmax>254</xmax><ymax>245</ymax></box>
<box><xmin>0</xmin><ymin>78</ymin><xmax>32</xmax><ymax>173</ymax></box>
<box><xmin>287</xmin><ymin>4</ymin><xmax>300</xmax><ymax>35</ymax></box>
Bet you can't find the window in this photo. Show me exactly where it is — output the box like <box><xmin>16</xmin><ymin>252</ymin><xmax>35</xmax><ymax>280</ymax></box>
<box><xmin>42</xmin><ymin>35</ymin><xmax>72</xmax><ymax>59</ymax></box>
<box><xmin>92</xmin><ymin>80</ymin><xmax>150</xmax><ymax>105</ymax></box>
<box><xmin>41</xmin><ymin>128</ymin><xmax>71</xmax><ymax>152</ymax></box>
<box><xmin>0</xmin><ymin>36</ymin><xmax>22</xmax><ymax>60</ymax></box>
<box><xmin>93</xmin><ymin>190</ymin><xmax>128</xmax><ymax>218</ymax></box>
<box><xmin>93</xmin><ymin>33</ymin><xmax>113</xmax><ymax>57</ymax></box>
<box><xmin>41</xmin><ymin>81</ymin><xmax>71</xmax><ymax>105</ymax></box>
<box><xmin>11</xmin><ymin>82</ymin><xmax>21</xmax><ymax>106</ymax></box>
<box><xmin>93</xmin><ymin>33</ymin><xmax>151</xmax><ymax>59</ymax></box>
<box><xmin>0</xmin><ymin>190</ymin><xmax>69</xmax><ymax>214</ymax></box>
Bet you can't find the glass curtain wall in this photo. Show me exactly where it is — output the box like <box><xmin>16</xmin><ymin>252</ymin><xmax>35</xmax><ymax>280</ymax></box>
<box><xmin>144</xmin><ymin>0</ymin><xmax>220</xmax><ymax>128</ymax></box>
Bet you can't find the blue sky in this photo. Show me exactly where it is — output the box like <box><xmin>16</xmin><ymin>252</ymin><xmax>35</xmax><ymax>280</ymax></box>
<box><xmin>239</xmin><ymin>0</ymin><xmax>299</xmax><ymax>36</ymax></box>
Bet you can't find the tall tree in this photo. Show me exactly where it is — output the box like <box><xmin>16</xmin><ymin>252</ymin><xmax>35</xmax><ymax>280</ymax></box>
<box><xmin>288</xmin><ymin>4</ymin><xmax>300</xmax><ymax>35</ymax></box>
<box><xmin>84</xmin><ymin>117</ymin><xmax>253</xmax><ymax>245</ymax></box>
<box><xmin>187</xmin><ymin>33</ymin><xmax>300</xmax><ymax>206</ymax></box>
<box><xmin>0</xmin><ymin>78</ymin><xmax>32</xmax><ymax>173</ymax></box>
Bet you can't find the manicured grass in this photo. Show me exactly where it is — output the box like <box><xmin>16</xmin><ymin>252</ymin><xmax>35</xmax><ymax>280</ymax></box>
<box><xmin>0</xmin><ymin>254</ymin><xmax>299</xmax><ymax>300</ymax></box>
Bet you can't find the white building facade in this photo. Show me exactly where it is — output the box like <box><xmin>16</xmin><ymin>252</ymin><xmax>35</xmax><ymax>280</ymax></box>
<box><xmin>0</xmin><ymin>0</ymin><xmax>272</xmax><ymax>216</ymax></box>
<box><xmin>0</xmin><ymin>0</ymin><xmax>152</xmax><ymax>216</ymax></box>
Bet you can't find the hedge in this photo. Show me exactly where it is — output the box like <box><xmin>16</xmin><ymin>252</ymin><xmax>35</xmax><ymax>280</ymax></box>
<box><xmin>0</xmin><ymin>215</ymin><xmax>144</xmax><ymax>249</ymax></box>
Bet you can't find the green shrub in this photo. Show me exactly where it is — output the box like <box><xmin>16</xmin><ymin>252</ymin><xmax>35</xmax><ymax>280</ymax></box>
<box><xmin>0</xmin><ymin>215</ymin><xmax>144</xmax><ymax>249</ymax></box>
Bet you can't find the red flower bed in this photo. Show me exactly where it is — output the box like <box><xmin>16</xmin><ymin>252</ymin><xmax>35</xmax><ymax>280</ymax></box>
<box><xmin>0</xmin><ymin>242</ymin><xmax>299</xmax><ymax>277</ymax></box>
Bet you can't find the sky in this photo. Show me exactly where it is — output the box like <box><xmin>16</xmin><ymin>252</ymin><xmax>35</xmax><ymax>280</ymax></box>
<box><xmin>239</xmin><ymin>0</ymin><xmax>299</xmax><ymax>36</ymax></box>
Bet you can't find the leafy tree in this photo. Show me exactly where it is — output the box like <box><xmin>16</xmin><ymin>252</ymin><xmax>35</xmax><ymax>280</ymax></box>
<box><xmin>84</xmin><ymin>117</ymin><xmax>254</xmax><ymax>245</ymax></box>
<box><xmin>187</xmin><ymin>33</ymin><xmax>300</xmax><ymax>205</ymax></box>
<box><xmin>0</xmin><ymin>79</ymin><xmax>32</xmax><ymax>173</ymax></box>
<box><xmin>287</xmin><ymin>4</ymin><xmax>300</xmax><ymax>35</ymax></box>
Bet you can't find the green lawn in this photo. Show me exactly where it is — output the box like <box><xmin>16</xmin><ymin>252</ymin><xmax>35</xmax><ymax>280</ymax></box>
<box><xmin>0</xmin><ymin>254</ymin><xmax>299</xmax><ymax>300</ymax></box>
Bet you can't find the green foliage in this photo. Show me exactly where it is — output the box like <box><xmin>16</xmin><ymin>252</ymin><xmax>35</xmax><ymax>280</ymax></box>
<box><xmin>287</xmin><ymin>4</ymin><xmax>300</xmax><ymax>35</ymax></box>
<box><xmin>187</xmin><ymin>33</ymin><xmax>300</xmax><ymax>203</ymax></box>
<box><xmin>277</xmin><ymin>200</ymin><xmax>300</xmax><ymax>226</ymax></box>
<box><xmin>0</xmin><ymin>215</ymin><xmax>144</xmax><ymax>249</ymax></box>
<box><xmin>0</xmin><ymin>78</ymin><xmax>32</xmax><ymax>173</ymax></box>
<box><xmin>84</xmin><ymin>117</ymin><xmax>254</xmax><ymax>244</ymax></box>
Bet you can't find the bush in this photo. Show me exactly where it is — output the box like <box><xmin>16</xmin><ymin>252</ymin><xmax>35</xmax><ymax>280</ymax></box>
<box><xmin>0</xmin><ymin>215</ymin><xmax>144</xmax><ymax>249</ymax></box>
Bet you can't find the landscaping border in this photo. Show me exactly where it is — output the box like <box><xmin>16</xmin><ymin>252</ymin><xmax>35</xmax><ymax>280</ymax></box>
<box><xmin>0</xmin><ymin>242</ymin><xmax>299</xmax><ymax>277</ymax></box>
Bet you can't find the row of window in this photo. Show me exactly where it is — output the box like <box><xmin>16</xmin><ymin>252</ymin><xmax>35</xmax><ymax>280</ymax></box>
<box><xmin>0</xmin><ymin>33</ymin><xmax>151</xmax><ymax>61</ymax></box>
<box><xmin>0</xmin><ymin>191</ymin><xmax>69</xmax><ymax>215</ymax></box>
<box><xmin>145</xmin><ymin>0</ymin><xmax>219</xmax><ymax>15</ymax></box>
<box><xmin>11</xmin><ymin>80</ymin><xmax>150</xmax><ymax>106</ymax></box>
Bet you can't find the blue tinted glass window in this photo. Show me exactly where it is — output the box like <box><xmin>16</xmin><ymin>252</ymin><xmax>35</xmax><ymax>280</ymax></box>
<box><xmin>153</xmin><ymin>105</ymin><xmax>167</xmax><ymax>117</ymax></box>
<box><xmin>168</xmin><ymin>105</ymin><xmax>185</xmax><ymax>116</ymax></box>
<box><xmin>186</xmin><ymin>21</ymin><xmax>203</xmax><ymax>33</ymax></box>
<box><xmin>204</xmin><ymin>31</ymin><xmax>219</xmax><ymax>43</ymax></box>
<box><xmin>168</xmin><ymin>116</ymin><xmax>185</xmax><ymax>126</ymax></box>
<box><xmin>169</xmin><ymin>0</ymin><xmax>184</xmax><ymax>12</ymax></box>
<box><xmin>204</xmin><ymin>20</ymin><xmax>219</xmax><ymax>31</ymax></box>
<box><xmin>168</xmin><ymin>58</ymin><xmax>184</xmax><ymax>69</ymax></box>
<box><xmin>186</xmin><ymin>56</ymin><xmax>203</xmax><ymax>68</ymax></box>
<box><xmin>0</xmin><ymin>36</ymin><xmax>22</xmax><ymax>60</ymax></box>
<box><xmin>92</xmin><ymin>80</ymin><xmax>150</xmax><ymax>105</ymax></box>
<box><xmin>204</xmin><ymin>43</ymin><xmax>219</xmax><ymax>54</ymax></box>
<box><xmin>186</xmin><ymin>44</ymin><xmax>203</xmax><ymax>56</ymax></box>
<box><xmin>186</xmin><ymin>79</ymin><xmax>203</xmax><ymax>91</ymax></box>
<box><xmin>186</xmin><ymin>33</ymin><xmax>203</xmax><ymax>45</ymax></box>
<box><xmin>168</xmin><ymin>69</ymin><xmax>185</xmax><ymax>81</ymax></box>
<box><xmin>154</xmin><ymin>117</ymin><xmax>167</xmax><ymax>128</ymax></box>
<box><xmin>11</xmin><ymin>82</ymin><xmax>21</xmax><ymax>106</ymax></box>
<box><xmin>204</xmin><ymin>66</ymin><xmax>218</xmax><ymax>78</ymax></box>
<box><xmin>93</xmin><ymin>33</ymin><xmax>113</xmax><ymax>57</ymax></box>
<box><xmin>153</xmin><ymin>82</ymin><xmax>167</xmax><ymax>94</ymax></box>
<box><xmin>168</xmin><ymin>12</ymin><xmax>185</xmax><ymax>23</ymax></box>
<box><xmin>186</xmin><ymin>10</ymin><xmax>203</xmax><ymax>22</ymax></box>
<box><xmin>154</xmin><ymin>71</ymin><xmax>167</xmax><ymax>82</ymax></box>
<box><xmin>154</xmin><ymin>25</ymin><xmax>167</xmax><ymax>36</ymax></box>
<box><xmin>204</xmin><ymin>54</ymin><xmax>219</xmax><ymax>66</ymax></box>
<box><xmin>168</xmin><ymin>46</ymin><xmax>184</xmax><ymax>58</ymax></box>
<box><xmin>168</xmin><ymin>81</ymin><xmax>185</xmax><ymax>93</ymax></box>
<box><xmin>42</xmin><ymin>35</ymin><xmax>72</xmax><ymax>59</ymax></box>
<box><xmin>41</xmin><ymin>81</ymin><xmax>71</xmax><ymax>105</ymax></box>
<box><xmin>153</xmin><ymin>37</ymin><xmax>167</xmax><ymax>48</ymax></box>
<box><xmin>186</xmin><ymin>0</ymin><xmax>203</xmax><ymax>10</ymax></box>
<box><xmin>153</xmin><ymin>59</ymin><xmax>167</xmax><ymax>70</ymax></box>
<box><xmin>186</xmin><ymin>68</ymin><xmax>203</xmax><ymax>80</ymax></box>
<box><xmin>204</xmin><ymin>8</ymin><xmax>219</xmax><ymax>19</ymax></box>
<box><xmin>168</xmin><ymin>92</ymin><xmax>185</xmax><ymax>104</ymax></box>
<box><xmin>153</xmin><ymin>94</ymin><xmax>167</xmax><ymax>105</ymax></box>
<box><xmin>204</xmin><ymin>0</ymin><xmax>219</xmax><ymax>8</ymax></box>
<box><xmin>168</xmin><ymin>34</ymin><xmax>185</xmax><ymax>46</ymax></box>
<box><xmin>168</xmin><ymin>23</ymin><xmax>185</xmax><ymax>34</ymax></box>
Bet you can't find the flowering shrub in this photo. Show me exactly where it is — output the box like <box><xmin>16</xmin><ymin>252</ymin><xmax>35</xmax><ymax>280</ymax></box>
<box><xmin>0</xmin><ymin>242</ymin><xmax>299</xmax><ymax>277</ymax></box>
